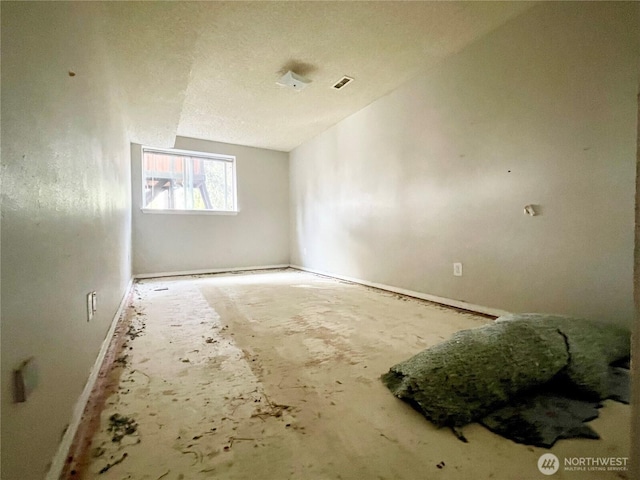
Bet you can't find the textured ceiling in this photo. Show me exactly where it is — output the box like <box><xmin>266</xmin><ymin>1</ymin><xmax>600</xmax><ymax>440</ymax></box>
<box><xmin>102</xmin><ymin>1</ymin><xmax>534</xmax><ymax>152</ymax></box>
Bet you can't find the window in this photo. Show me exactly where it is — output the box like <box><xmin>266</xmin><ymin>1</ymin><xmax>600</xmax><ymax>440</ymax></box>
<box><xmin>142</xmin><ymin>147</ymin><xmax>237</xmax><ymax>213</ymax></box>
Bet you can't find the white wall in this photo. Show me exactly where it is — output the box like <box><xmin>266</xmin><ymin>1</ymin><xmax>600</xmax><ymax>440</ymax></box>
<box><xmin>290</xmin><ymin>2</ymin><xmax>639</xmax><ymax>325</ymax></box>
<box><xmin>1</xmin><ymin>3</ymin><xmax>132</xmax><ymax>479</ymax></box>
<box><xmin>132</xmin><ymin>137</ymin><xmax>289</xmax><ymax>275</ymax></box>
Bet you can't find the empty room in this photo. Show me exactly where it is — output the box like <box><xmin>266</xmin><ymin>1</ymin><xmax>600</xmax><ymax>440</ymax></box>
<box><xmin>2</xmin><ymin>1</ymin><xmax>639</xmax><ymax>480</ymax></box>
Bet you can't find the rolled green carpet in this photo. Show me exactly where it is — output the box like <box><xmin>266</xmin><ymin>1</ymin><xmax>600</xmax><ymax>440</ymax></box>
<box><xmin>382</xmin><ymin>314</ymin><xmax>630</xmax><ymax>428</ymax></box>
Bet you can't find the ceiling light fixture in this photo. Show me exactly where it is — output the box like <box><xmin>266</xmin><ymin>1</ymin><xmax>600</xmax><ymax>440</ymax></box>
<box><xmin>276</xmin><ymin>70</ymin><xmax>311</xmax><ymax>91</ymax></box>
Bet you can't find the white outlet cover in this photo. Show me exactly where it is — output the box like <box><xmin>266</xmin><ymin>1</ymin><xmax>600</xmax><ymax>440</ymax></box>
<box><xmin>453</xmin><ymin>263</ymin><xmax>463</xmax><ymax>276</ymax></box>
<box><xmin>92</xmin><ymin>291</ymin><xmax>97</xmax><ymax>313</ymax></box>
<box><xmin>87</xmin><ymin>293</ymin><xmax>94</xmax><ymax>321</ymax></box>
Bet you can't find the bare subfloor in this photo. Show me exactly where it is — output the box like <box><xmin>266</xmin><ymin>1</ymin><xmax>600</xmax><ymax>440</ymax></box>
<box><xmin>74</xmin><ymin>269</ymin><xmax>630</xmax><ymax>480</ymax></box>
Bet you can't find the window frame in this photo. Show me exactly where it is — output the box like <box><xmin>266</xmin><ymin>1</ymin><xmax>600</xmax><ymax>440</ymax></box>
<box><xmin>140</xmin><ymin>146</ymin><xmax>238</xmax><ymax>215</ymax></box>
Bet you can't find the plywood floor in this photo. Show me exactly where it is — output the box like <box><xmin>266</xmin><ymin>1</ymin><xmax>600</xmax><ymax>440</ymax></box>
<box><xmin>71</xmin><ymin>269</ymin><xmax>630</xmax><ymax>480</ymax></box>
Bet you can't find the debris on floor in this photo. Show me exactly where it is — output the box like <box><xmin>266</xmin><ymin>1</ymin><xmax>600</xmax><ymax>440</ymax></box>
<box><xmin>479</xmin><ymin>364</ymin><xmax>631</xmax><ymax>448</ymax></box>
<box><xmin>481</xmin><ymin>391</ymin><xmax>601</xmax><ymax>447</ymax></box>
<box><xmin>113</xmin><ymin>355</ymin><xmax>128</xmax><ymax>367</ymax></box>
<box><xmin>70</xmin><ymin>273</ymin><xmax>630</xmax><ymax>479</ymax></box>
<box><xmin>382</xmin><ymin>313</ymin><xmax>630</xmax><ymax>446</ymax></box>
<box><xmin>107</xmin><ymin>414</ymin><xmax>138</xmax><ymax>443</ymax></box>
<box><xmin>98</xmin><ymin>453</ymin><xmax>128</xmax><ymax>474</ymax></box>
<box><xmin>126</xmin><ymin>321</ymin><xmax>145</xmax><ymax>340</ymax></box>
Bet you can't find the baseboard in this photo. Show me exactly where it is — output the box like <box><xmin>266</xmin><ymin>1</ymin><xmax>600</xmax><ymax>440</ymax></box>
<box><xmin>45</xmin><ymin>277</ymin><xmax>135</xmax><ymax>480</ymax></box>
<box><xmin>289</xmin><ymin>264</ymin><xmax>510</xmax><ymax>318</ymax></box>
<box><xmin>133</xmin><ymin>264</ymin><xmax>290</xmax><ymax>279</ymax></box>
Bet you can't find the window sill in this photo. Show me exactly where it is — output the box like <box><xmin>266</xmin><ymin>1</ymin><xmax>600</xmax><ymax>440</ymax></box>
<box><xmin>141</xmin><ymin>208</ymin><xmax>238</xmax><ymax>216</ymax></box>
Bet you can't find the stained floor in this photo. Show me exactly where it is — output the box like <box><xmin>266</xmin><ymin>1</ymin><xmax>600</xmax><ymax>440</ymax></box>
<box><xmin>71</xmin><ymin>269</ymin><xmax>630</xmax><ymax>480</ymax></box>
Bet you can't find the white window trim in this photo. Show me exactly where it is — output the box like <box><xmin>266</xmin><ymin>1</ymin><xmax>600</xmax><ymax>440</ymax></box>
<box><xmin>141</xmin><ymin>146</ymin><xmax>238</xmax><ymax>214</ymax></box>
<box><xmin>140</xmin><ymin>208</ymin><xmax>238</xmax><ymax>216</ymax></box>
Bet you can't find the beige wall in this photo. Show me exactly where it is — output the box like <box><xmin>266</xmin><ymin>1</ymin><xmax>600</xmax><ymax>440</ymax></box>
<box><xmin>131</xmin><ymin>137</ymin><xmax>289</xmax><ymax>275</ymax></box>
<box><xmin>1</xmin><ymin>2</ymin><xmax>132</xmax><ymax>479</ymax></box>
<box><xmin>290</xmin><ymin>2</ymin><xmax>639</xmax><ymax>326</ymax></box>
<box><xmin>632</xmin><ymin>89</ymin><xmax>640</xmax><ymax>480</ymax></box>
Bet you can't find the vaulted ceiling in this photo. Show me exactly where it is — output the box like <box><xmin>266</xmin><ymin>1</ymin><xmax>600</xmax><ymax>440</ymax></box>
<box><xmin>101</xmin><ymin>1</ymin><xmax>534</xmax><ymax>152</ymax></box>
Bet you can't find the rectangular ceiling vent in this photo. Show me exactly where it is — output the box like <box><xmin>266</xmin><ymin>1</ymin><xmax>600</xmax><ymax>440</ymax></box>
<box><xmin>332</xmin><ymin>76</ymin><xmax>354</xmax><ymax>90</ymax></box>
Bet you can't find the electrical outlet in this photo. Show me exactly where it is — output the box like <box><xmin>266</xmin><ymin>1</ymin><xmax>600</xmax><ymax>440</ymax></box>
<box><xmin>453</xmin><ymin>263</ymin><xmax>463</xmax><ymax>277</ymax></box>
<box><xmin>13</xmin><ymin>357</ymin><xmax>37</xmax><ymax>403</ymax></box>
<box><xmin>87</xmin><ymin>292</ymin><xmax>94</xmax><ymax>321</ymax></box>
<box><xmin>92</xmin><ymin>291</ymin><xmax>97</xmax><ymax>313</ymax></box>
